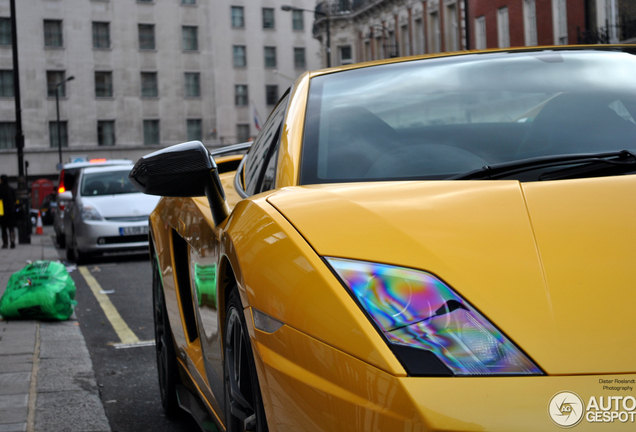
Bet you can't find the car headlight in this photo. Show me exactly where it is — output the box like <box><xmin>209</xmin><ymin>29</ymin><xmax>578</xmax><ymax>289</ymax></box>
<box><xmin>325</xmin><ymin>257</ymin><xmax>543</xmax><ymax>377</ymax></box>
<box><xmin>81</xmin><ymin>205</ymin><xmax>103</xmax><ymax>221</ymax></box>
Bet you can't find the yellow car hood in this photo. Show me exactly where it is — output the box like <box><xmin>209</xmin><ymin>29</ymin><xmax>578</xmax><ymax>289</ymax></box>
<box><xmin>267</xmin><ymin>175</ymin><xmax>636</xmax><ymax>375</ymax></box>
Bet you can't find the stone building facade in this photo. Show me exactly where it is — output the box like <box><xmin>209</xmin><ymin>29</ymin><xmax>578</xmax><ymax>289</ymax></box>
<box><xmin>0</xmin><ymin>0</ymin><xmax>320</xmax><ymax>178</ymax></box>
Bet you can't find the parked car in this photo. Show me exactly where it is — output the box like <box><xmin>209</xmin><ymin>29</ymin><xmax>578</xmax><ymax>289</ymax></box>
<box><xmin>53</xmin><ymin>159</ymin><xmax>132</xmax><ymax>247</ymax></box>
<box><xmin>62</xmin><ymin>165</ymin><xmax>159</xmax><ymax>264</ymax></box>
<box><xmin>131</xmin><ymin>46</ymin><xmax>636</xmax><ymax>431</ymax></box>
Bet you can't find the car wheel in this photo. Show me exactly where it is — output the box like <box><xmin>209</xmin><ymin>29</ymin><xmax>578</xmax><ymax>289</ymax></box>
<box><xmin>65</xmin><ymin>233</ymin><xmax>74</xmax><ymax>261</ymax></box>
<box><xmin>153</xmin><ymin>257</ymin><xmax>182</xmax><ymax>417</ymax></box>
<box><xmin>56</xmin><ymin>229</ymin><xmax>66</xmax><ymax>248</ymax></box>
<box><xmin>224</xmin><ymin>288</ymin><xmax>269</xmax><ymax>432</ymax></box>
<box><xmin>66</xmin><ymin>231</ymin><xmax>89</xmax><ymax>265</ymax></box>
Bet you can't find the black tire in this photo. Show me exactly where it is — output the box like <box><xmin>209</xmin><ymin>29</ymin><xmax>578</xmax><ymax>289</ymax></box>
<box><xmin>56</xmin><ymin>229</ymin><xmax>65</xmax><ymax>248</ymax></box>
<box><xmin>66</xmin><ymin>231</ymin><xmax>89</xmax><ymax>265</ymax></box>
<box><xmin>224</xmin><ymin>289</ymin><xmax>269</xmax><ymax>432</ymax></box>
<box><xmin>65</xmin><ymin>234</ymin><xmax>74</xmax><ymax>262</ymax></box>
<box><xmin>152</xmin><ymin>256</ymin><xmax>182</xmax><ymax>417</ymax></box>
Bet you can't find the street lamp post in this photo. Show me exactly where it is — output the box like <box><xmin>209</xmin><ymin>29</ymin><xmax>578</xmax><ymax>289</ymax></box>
<box><xmin>281</xmin><ymin>5</ymin><xmax>331</xmax><ymax>68</ymax></box>
<box><xmin>55</xmin><ymin>75</ymin><xmax>74</xmax><ymax>169</ymax></box>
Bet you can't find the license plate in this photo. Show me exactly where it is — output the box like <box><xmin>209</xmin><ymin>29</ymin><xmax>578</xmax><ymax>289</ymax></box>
<box><xmin>119</xmin><ymin>226</ymin><xmax>148</xmax><ymax>236</ymax></box>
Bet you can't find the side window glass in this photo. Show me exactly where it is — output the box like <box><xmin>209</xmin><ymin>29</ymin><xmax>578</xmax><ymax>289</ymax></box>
<box><xmin>244</xmin><ymin>93</ymin><xmax>289</xmax><ymax>195</ymax></box>
<box><xmin>258</xmin><ymin>146</ymin><xmax>278</xmax><ymax>193</ymax></box>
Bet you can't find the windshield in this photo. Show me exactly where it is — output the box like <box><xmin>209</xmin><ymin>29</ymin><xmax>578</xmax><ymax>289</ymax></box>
<box><xmin>81</xmin><ymin>170</ymin><xmax>139</xmax><ymax>196</ymax></box>
<box><xmin>300</xmin><ymin>48</ymin><xmax>636</xmax><ymax>184</ymax></box>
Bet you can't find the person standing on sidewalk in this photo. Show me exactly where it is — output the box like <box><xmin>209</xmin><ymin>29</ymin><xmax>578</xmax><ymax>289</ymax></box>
<box><xmin>0</xmin><ymin>174</ymin><xmax>17</xmax><ymax>248</ymax></box>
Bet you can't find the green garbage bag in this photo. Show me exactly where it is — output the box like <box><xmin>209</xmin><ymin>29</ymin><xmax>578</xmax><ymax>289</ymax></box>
<box><xmin>0</xmin><ymin>260</ymin><xmax>77</xmax><ymax>320</ymax></box>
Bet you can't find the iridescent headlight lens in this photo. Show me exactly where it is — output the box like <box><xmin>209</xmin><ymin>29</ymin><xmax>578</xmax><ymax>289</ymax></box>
<box><xmin>326</xmin><ymin>257</ymin><xmax>542</xmax><ymax>376</ymax></box>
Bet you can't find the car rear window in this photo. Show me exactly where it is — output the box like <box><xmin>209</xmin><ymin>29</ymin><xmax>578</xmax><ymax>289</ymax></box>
<box><xmin>81</xmin><ymin>170</ymin><xmax>139</xmax><ymax>196</ymax></box>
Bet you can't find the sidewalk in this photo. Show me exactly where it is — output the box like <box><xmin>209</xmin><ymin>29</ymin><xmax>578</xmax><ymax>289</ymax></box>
<box><xmin>0</xmin><ymin>225</ymin><xmax>111</xmax><ymax>432</ymax></box>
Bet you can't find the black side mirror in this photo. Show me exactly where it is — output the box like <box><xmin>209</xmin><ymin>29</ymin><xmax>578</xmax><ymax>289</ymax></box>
<box><xmin>129</xmin><ymin>141</ymin><xmax>229</xmax><ymax>226</ymax></box>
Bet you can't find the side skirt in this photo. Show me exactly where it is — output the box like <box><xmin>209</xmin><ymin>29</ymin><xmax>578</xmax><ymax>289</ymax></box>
<box><xmin>176</xmin><ymin>384</ymin><xmax>222</xmax><ymax>432</ymax></box>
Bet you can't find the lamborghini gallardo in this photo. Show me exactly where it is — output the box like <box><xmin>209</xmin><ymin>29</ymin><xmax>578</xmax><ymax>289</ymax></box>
<box><xmin>130</xmin><ymin>46</ymin><xmax>636</xmax><ymax>431</ymax></box>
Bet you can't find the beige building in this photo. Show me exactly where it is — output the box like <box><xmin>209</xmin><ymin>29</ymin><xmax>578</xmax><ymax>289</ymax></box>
<box><xmin>312</xmin><ymin>0</ymin><xmax>466</xmax><ymax>68</ymax></box>
<box><xmin>0</xmin><ymin>0</ymin><xmax>320</xmax><ymax>178</ymax></box>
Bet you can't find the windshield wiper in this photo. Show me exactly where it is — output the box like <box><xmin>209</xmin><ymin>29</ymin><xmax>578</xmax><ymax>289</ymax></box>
<box><xmin>449</xmin><ymin>150</ymin><xmax>636</xmax><ymax>181</ymax></box>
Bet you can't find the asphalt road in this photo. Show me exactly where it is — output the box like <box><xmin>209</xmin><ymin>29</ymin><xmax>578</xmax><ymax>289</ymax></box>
<box><xmin>68</xmin><ymin>253</ymin><xmax>201</xmax><ymax>432</ymax></box>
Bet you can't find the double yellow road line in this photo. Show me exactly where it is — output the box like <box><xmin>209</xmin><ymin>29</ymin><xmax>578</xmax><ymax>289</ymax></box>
<box><xmin>79</xmin><ymin>266</ymin><xmax>154</xmax><ymax>348</ymax></box>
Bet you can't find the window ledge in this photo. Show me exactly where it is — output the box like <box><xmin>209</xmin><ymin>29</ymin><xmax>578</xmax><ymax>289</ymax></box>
<box><xmin>44</xmin><ymin>46</ymin><xmax>65</xmax><ymax>50</ymax></box>
<box><xmin>93</xmin><ymin>47</ymin><xmax>112</xmax><ymax>51</ymax></box>
<box><xmin>139</xmin><ymin>48</ymin><xmax>157</xmax><ymax>52</ymax></box>
<box><xmin>95</xmin><ymin>96</ymin><xmax>115</xmax><ymax>100</ymax></box>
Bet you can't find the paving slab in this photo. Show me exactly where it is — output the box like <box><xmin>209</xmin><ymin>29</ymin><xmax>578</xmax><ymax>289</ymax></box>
<box><xmin>0</xmin><ymin>372</ymin><xmax>30</xmax><ymax>395</ymax></box>
<box><xmin>0</xmin><ymin>423</ymin><xmax>27</xmax><ymax>432</ymax></box>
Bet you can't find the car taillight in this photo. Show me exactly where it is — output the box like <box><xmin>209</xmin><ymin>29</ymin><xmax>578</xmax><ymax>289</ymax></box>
<box><xmin>58</xmin><ymin>203</ymin><xmax>65</xmax><ymax>211</ymax></box>
<box><xmin>58</xmin><ymin>170</ymin><xmax>65</xmax><ymax>193</ymax></box>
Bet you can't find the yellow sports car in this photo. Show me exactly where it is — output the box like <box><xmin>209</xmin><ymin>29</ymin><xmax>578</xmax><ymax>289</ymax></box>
<box><xmin>130</xmin><ymin>46</ymin><xmax>636</xmax><ymax>431</ymax></box>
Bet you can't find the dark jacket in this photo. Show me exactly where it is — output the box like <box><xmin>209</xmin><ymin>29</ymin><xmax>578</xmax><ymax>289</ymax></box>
<box><xmin>0</xmin><ymin>176</ymin><xmax>17</xmax><ymax>224</ymax></box>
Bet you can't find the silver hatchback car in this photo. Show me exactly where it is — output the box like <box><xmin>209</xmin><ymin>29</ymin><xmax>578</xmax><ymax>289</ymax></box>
<box><xmin>61</xmin><ymin>165</ymin><xmax>160</xmax><ymax>263</ymax></box>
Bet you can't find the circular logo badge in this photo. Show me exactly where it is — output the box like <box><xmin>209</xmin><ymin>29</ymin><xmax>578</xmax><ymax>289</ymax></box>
<box><xmin>548</xmin><ymin>391</ymin><xmax>585</xmax><ymax>428</ymax></box>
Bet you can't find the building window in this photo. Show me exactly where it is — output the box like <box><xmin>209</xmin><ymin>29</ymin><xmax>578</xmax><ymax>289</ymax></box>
<box><xmin>401</xmin><ymin>25</ymin><xmax>409</xmax><ymax>57</ymax></box>
<box><xmin>431</xmin><ymin>12</ymin><xmax>441</xmax><ymax>53</ymax></box>
<box><xmin>233</xmin><ymin>45</ymin><xmax>246</xmax><ymax>67</ymax></box>
<box><xmin>141</xmin><ymin>72</ymin><xmax>158</xmax><ymax>97</ymax></box>
<box><xmin>266</xmin><ymin>85</ymin><xmax>278</xmax><ymax>106</ymax></box>
<box><xmin>231</xmin><ymin>6</ymin><xmax>244</xmax><ymax>28</ymax></box>
<box><xmin>0</xmin><ymin>18</ymin><xmax>10</xmax><ymax>46</ymax></box>
<box><xmin>475</xmin><ymin>16</ymin><xmax>487</xmax><ymax>50</ymax></box>
<box><xmin>138</xmin><ymin>24</ymin><xmax>155</xmax><ymax>50</ymax></box>
<box><xmin>97</xmin><ymin>121</ymin><xmax>115</xmax><ymax>146</ymax></box>
<box><xmin>339</xmin><ymin>46</ymin><xmax>352</xmax><ymax>65</ymax></box>
<box><xmin>294</xmin><ymin>47</ymin><xmax>306</xmax><ymax>68</ymax></box>
<box><xmin>524</xmin><ymin>0</ymin><xmax>538</xmax><ymax>46</ymax></box>
<box><xmin>236</xmin><ymin>124</ymin><xmax>250</xmax><ymax>143</ymax></box>
<box><xmin>184</xmin><ymin>72</ymin><xmax>200</xmax><ymax>97</ymax></box>
<box><xmin>95</xmin><ymin>72</ymin><xmax>113</xmax><ymax>97</ymax></box>
<box><xmin>44</xmin><ymin>20</ymin><xmax>63</xmax><ymax>47</ymax></box>
<box><xmin>182</xmin><ymin>26</ymin><xmax>198</xmax><ymax>51</ymax></box>
<box><xmin>181</xmin><ymin>0</ymin><xmax>196</xmax><ymax>4</ymax></box>
<box><xmin>497</xmin><ymin>7</ymin><xmax>510</xmax><ymax>48</ymax></box>
<box><xmin>47</xmin><ymin>71</ymin><xmax>67</xmax><ymax>97</ymax></box>
<box><xmin>264</xmin><ymin>46</ymin><xmax>276</xmax><ymax>68</ymax></box>
<box><xmin>555</xmin><ymin>0</ymin><xmax>568</xmax><ymax>44</ymax></box>
<box><xmin>447</xmin><ymin>4</ymin><xmax>459</xmax><ymax>51</ymax></box>
<box><xmin>0</xmin><ymin>122</ymin><xmax>15</xmax><ymax>149</ymax></box>
<box><xmin>0</xmin><ymin>70</ymin><xmax>13</xmax><ymax>97</ymax></box>
<box><xmin>92</xmin><ymin>22</ymin><xmax>110</xmax><ymax>48</ymax></box>
<box><xmin>143</xmin><ymin>120</ymin><xmax>160</xmax><ymax>145</ymax></box>
<box><xmin>187</xmin><ymin>119</ymin><xmax>202</xmax><ymax>141</ymax></box>
<box><xmin>414</xmin><ymin>18</ymin><xmax>424</xmax><ymax>55</ymax></box>
<box><xmin>49</xmin><ymin>121</ymin><xmax>68</xmax><ymax>148</ymax></box>
<box><xmin>262</xmin><ymin>8</ymin><xmax>275</xmax><ymax>29</ymax></box>
<box><xmin>137</xmin><ymin>0</ymin><xmax>153</xmax><ymax>2</ymax></box>
<box><xmin>292</xmin><ymin>10</ymin><xmax>304</xmax><ymax>30</ymax></box>
<box><xmin>235</xmin><ymin>84</ymin><xmax>248</xmax><ymax>106</ymax></box>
